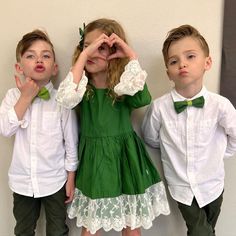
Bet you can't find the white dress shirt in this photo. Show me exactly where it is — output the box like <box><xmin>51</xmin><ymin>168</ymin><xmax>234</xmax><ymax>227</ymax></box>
<box><xmin>142</xmin><ymin>86</ymin><xmax>236</xmax><ymax>207</ymax></box>
<box><xmin>0</xmin><ymin>82</ymin><xmax>78</xmax><ymax>197</ymax></box>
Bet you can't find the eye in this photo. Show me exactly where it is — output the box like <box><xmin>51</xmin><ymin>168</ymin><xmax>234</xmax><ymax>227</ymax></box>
<box><xmin>83</xmin><ymin>43</ymin><xmax>89</xmax><ymax>49</ymax></box>
<box><xmin>25</xmin><ymin>54</ymin><xmax>35</xmax><ymax>59</ymax></box>
<box><xmin>168</xmin><ymin>59</ymin><xmax>177</xmax><ymax>66</ymax></box>
<box><xmin>187</xmin><ymin>54</ymin><xmax>196</xmax><ymax>59</ymax></box>
<box><xmin>43</xmin><ymin>54</ymin><xmax>51</xmax><ymax>59</ymax></box>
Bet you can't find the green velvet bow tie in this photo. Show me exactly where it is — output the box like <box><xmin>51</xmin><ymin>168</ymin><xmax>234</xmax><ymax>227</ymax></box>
<box><xmin>174</xmin><ymin>96</ymin><xmax>205</xmax><ymax>114</ymax></box>
<box><xmin>37</xmin><ymin>87</ymin><xmax>50</xmax><ymax>100</ymax></box>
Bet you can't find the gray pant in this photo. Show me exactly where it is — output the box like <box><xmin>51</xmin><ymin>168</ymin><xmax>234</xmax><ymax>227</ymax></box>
<box><xmin>177</xmin><ymin>192</ymin><xmax>223</xmax><ymax>236</ymax></box>
<box><xmin>13</xmin><ymin>185</ymin><xmax>69</xmax><ymax>236</ymax></box>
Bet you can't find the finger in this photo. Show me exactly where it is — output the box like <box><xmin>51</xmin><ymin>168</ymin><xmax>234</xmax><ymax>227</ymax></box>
<box><xmin>92</xmin><ymin>51</ymin><xmax>108</xmax><ymax>60</ymax></box>
<box><xmin>65</xmin><ymin>191</ymin><xmax>74</xmax><ymax>203</ymax></box>
<box><xmin>107</xmin><ymin>52</ymin><xmax>119</xmax><ymax>60</ymax></box>
<box><xmin>14</xmin><ymin>75</ymin><xmax>22</xmax><ymax>89</ymax></box>
<box><xmin>25</xmin><ymin>76</ymin><xmax>32</xmax><ymax>83</ymax></box>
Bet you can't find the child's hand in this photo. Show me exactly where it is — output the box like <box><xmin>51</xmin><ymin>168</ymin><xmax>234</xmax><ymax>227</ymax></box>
<box><xmin>15</xmin><ymin>75</ymin><xmax>39</xmax><ymax>102</ymax></box>
<box><xmin>108</xmin><ymin>33</ymin><xmax>137</xmax><ymax>61</ymax></box>
<box><xmin>65</xmin><ymin>179</ymin><xmax>75</xmax><ymax>204</ymax></box>
<box><xmin>82</xmin><ymin>33</ymin><xmax>111</xmax><ymax>60</ymax></box>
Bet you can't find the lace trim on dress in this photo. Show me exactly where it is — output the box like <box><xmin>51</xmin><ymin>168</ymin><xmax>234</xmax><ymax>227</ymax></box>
<box><xmin>56</xmin><ymin>71</ymin><xmax>88</xmax><ymax>109</ymax></box>
<box><xmin>67</xmin><ymin>182</ymin><xmax>170</xmax><ymax>234</ymax></box>
<box><xmin>114</xmin><ymin>60</ymin><xmax>147</xmax><ymax>96</ymax></box>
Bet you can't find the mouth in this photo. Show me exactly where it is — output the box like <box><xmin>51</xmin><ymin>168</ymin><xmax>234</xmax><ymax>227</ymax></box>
<box><xmin>34</xmin><ymin>65</ymin><xmax>45</xmax><ymax>72</ymax></box>
<box><xmin>179</xmin><ymin>70</ymin><xmax>188</xmax><ymax>76</ymax></box>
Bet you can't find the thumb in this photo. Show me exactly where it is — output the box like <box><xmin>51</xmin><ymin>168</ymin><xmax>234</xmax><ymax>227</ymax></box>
<box><xmin>107</xmin><ymin>52</ymin><xmax>119</xmax><ymax>60</ymax></box>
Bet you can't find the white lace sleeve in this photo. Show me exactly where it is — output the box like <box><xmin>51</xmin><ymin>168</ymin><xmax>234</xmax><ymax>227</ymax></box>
<box><xmin>114</xmin><ymin>60</ymin><xmax>147</xmax><ymax>96</ymax></box>
<box><xmin>56</xmin><ymin>71</ymin><xmax>88</xmax><ymax>109</ymax></box>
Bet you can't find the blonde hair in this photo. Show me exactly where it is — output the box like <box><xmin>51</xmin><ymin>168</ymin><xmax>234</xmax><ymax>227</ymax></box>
<box><xmin>162</xmin><ymin>24</ymin><xmax>209</xmax><ymax>66</ymax></box>
<box><xmin>16</xmin><ymin>29</ymin><xmax>55</xmax><ymax>62</ymax></box>
<box><xmin>73</xmin><ymin>18</ymin><xmax>129</xmax><ymax>101</ymax></box>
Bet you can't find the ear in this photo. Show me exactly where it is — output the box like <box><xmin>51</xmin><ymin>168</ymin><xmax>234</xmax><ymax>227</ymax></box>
<box><xmin>52</xmin><ymin>63</ymin><xmax>58</xmax><ymax>76</ymax></box>
<box><xmin>204</xmin><ymin>56</ymin><xmax>212</xmax><ymax>71</ymax></box>
<box><xmin>15</xmin><ymin>63</ymin><xmax>24</xmax><ymax>75</ymax></box>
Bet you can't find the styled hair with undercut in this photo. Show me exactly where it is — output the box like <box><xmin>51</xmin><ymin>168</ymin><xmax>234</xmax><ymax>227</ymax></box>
<box><xmin>162</xmin><ymin>24</ymin><xmax>209</xmax><ymax>66</ymax></box>
<box><xmin>16</xmin><ymin>29</ymin><xmax>55</xmax><ymax>62</ymax></box>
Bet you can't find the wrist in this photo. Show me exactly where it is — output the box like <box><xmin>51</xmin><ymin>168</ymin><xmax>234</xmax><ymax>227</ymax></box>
<box><xmin>19</xmin><ymin>95</ymin><xmax>34</xmax><ymax>104</ymax></box>
<box><xmin>128</xmin><ymin>53</ymin><xmax>138</xmax><ymax>61</ymax></box>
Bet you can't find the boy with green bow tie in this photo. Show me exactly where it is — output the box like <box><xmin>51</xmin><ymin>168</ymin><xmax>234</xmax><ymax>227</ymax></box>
<box><xmin>0</xmin><ymin>29</ymin><xmax>78</xmax><ymax>235</ymax></box>
<box><xmin>142</xmin><ymin>25</ymin><xmax>236</xmax><ymax>236</ymax></box>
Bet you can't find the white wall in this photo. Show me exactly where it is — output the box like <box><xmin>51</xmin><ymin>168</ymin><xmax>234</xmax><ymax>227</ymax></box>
<box><xmin>1</xmin><ymin>1</ymin><xmax>235</xmax><ymax>236</ymax></box>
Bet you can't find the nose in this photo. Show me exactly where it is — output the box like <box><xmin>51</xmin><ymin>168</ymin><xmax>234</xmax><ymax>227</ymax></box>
<box><xmin>179</xmin><ymin>59</ymin><xmax>187</xmax><ymax>69</ymax></box>
<box><xmin>36</xmin><ymin>56</ymin><xmax>43</xmax><ymax>63</ymax></box>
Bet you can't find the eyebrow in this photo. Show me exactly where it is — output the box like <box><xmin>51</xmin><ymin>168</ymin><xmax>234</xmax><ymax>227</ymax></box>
<box><xmin>25</xmin><ymin>49</ymin><xmax>53</xmax><ymax>54</ymax></box>
<box><xmin>168</xmin><ymin>50</ymin><xmax>197</xmax><ymax>59</ymax></box>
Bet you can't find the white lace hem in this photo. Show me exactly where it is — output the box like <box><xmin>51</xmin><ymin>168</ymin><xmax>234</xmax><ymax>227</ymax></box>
<box><xmin>67</xmin><ymin>182</ymin><xmax>170</xmax><ymax>234</ymax></box>
<box><xmin>114</xmin><ymin>60</ymin><xmax>147</xmax><ymax>96</ymax></box>
<box><xmin>56</xmin><ymin>71</ymin><xmax>88</xmax><ymax>109</ymax></box>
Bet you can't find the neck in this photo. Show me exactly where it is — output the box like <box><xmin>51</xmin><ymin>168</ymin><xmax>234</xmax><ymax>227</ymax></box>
<box><xmin>34</xmin><ymin>79</ymin><xmax>50</xmax><ymax>89</ymax></box>
<box><xmin>175</xmin><ymin>85</ymin><xmax>203</xmax><ymax>99</ymax></box>
<box><xmin>90</xmin><ymin>72</ymin><xmax>107</xmax><ymax>88</ymax></box>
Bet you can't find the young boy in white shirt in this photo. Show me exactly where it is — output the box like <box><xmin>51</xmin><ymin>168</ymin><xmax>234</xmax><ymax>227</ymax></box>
<box><xmin>0</xmin><ymin>29</ymin><xmax>78</xmax><ymax>235</ymax></box>
<box><xmin>142</xmin><ymin>24</ymin><xmax>236</xmax><ymax>236</ymax></box>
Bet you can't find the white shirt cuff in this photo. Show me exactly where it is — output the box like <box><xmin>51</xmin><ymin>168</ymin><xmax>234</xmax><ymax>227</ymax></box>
<box><xmin>9</xmin><ymin>108</ymin><xmax>28</xmax><ymax>128</ymax></box>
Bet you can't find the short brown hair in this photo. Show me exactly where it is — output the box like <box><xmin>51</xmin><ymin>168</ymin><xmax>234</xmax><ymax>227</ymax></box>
<box><xmin>162</xmin><ymin>25</ymin><xmax>209</xmax><ymax>66</ymax></box>
<box><xmin>16</xmin><ymin>29</ymin><xmax>55</xmax><ymax>62</ymax></box>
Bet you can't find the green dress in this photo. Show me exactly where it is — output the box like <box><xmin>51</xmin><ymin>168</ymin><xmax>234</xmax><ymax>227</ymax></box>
<box><xmin>67</xmin><ymin>84</ymin><xmax>170</xmax><ymax>233</ymax></box>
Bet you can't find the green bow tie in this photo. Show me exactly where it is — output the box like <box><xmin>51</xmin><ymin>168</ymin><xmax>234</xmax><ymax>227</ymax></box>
<box><xmin>174</xmin><ymin>96</ymin><xmax>205</xmax><ymax>114</ymax></box>
<box><xmin>37</xmin><ymin>87</ymin><xmax>50</xmax><ymax>100</ymax></box>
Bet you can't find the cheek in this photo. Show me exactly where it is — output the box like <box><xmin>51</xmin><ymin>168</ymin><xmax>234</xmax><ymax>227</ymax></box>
<box><xmin>166</xmin><ymin>69</ymin><xmax>175</xmax><ymax>78</ymax></box>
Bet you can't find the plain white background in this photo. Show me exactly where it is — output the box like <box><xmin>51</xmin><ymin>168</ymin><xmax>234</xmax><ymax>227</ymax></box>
<box><xmin>0</xmin><ymin>1</ymin><xmax>235</xmax><ymax>235</ymax></box>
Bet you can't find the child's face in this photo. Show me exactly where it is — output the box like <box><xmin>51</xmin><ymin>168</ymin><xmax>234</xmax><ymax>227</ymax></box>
<box><xmin>83</xmin><ymin>29</ymin><xmax>110</xmax><ymax>75</ymax></box>
<box><xmin>15</xmin><ymin>40</ymin><xmax>58</xmax><ymax>85</ymax></box>
<box><xmin>166</xmin><ymin>36</ymin><xmax>211</xmax><ymax>92</ymax></box>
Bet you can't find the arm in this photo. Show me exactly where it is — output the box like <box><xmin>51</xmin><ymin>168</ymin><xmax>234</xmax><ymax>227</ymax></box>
<box><xmin>107</xmin><ymin>33</ymin><xmax>147</xmax><ymax>97</ymax></box>
<box><xmin>0</xmin><ymin>76</ymin><xmax>38</xmax><ymax>137</ymax></box>
<box><xmin>125</xmin><ymin>83</ymin><xmax>151</xmax><ymax>109</ymax></box>
<box><xmin>14</xmin><ymin>76</ymin><xmax>39</xmax><ymax>120</ymax></box>
<box><xmin>61</xmin><ymin>108</ymin><xmax>78</xmax><ymax>202</ymax></box>
<box><xmin>114</xmin><ymin>60</ymin><xmax>147</xmax><ymax>97</ymax></box>
<box><xmin>141</xmin><ymin>102</ymin><xmax>161</xmax><ymax>148</ymax></box>
<box><xmin>219</xmin><ymin>99</ymin><xmax>236</xmax><ymax>158</ymax></box>
<box><xmin>56</xmin><ymin>33</ymin><xmax>112</xmax><ymax>109</ymax></box>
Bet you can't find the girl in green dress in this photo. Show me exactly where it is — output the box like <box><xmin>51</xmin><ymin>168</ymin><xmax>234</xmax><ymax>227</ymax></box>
<box><xmin>56</xmin><ymin>18</ymin><xmax>170</xmax><ymax>236</ymax></box>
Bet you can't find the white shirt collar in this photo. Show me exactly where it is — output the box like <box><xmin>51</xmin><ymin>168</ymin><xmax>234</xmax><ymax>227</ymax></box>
<box><xmin>171</xmin><ymin>86</ymin><xmax>208</xmax><ymax>102</ymax></box>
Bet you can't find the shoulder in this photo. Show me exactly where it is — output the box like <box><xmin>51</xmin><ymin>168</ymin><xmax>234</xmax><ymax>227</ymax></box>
<box><xmin>4</xmin><ymin>87</ymin><xmax>20</xmax><ymax>99</ymax></box>
<box><xmin>205</xmin><ymin>92</ymin><xmax>235</xmax><ymax>118</ymax></box>
<box><xmin>206</xmin><ymin>91</ymin><xmax>234</xmax><ymax>107</ymax></box>
<box><xmin>151</xmin><ymin>92</ymin><xmax>172</xmax><ymax>107</ymax></box>
<box><xmin>146</xmin><ymin>92</ymin><xmax>172</xmax><ymax>117</ymax></box>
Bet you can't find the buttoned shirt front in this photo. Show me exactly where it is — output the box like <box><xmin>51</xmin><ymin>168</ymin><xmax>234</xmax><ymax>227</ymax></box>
<box><xmin>142</xmin><ymin>87</ymin><xmax>236</xmax><ymax>207</ymax></box>
<box><xmin>0</xmin><ymin>82</ymin><xmax>78</xmax><ymax>197</ymax></box>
